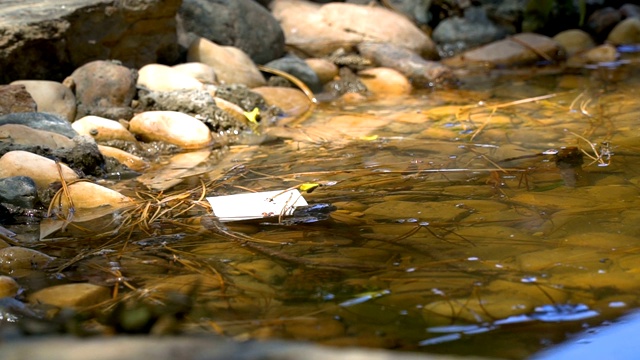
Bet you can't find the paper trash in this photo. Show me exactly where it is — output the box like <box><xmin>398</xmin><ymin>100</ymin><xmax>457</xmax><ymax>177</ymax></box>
<box><xmin>206</xmin><ymin>189</ymin><xmax>308</xmax><ymax>222</ymax></box>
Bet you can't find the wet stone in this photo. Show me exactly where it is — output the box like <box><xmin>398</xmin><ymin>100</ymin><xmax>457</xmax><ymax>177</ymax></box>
<box><xmin>0</xmin><ymin>112</ymin><xmax>77</xmax><ymax>138</ymax></box>
<box><xmin>304</xmin><ymin>58</ymin><xmax>339</xmax><ymax>85</ymax></box>
<box><xmin>264</xmin><ymin>55</ymin><xmax>323</xmax><ymax>93</ymax></box>
<box><xmin>27</xmin><ymin>283</ymin><xmax>110</xmax><ymax>309</ymax></box>
<box><xmin>214</xmin><ymin>84</ymin><xmax>267</xmax><ymax>112</ymax></box>
<box><xmin>0</xmin><ymin>275</ymin><xmax>19</xmax><ymax>297</ymax></box>
<box><xmin>0</xmin><ymin>176</ymin><xmax>38</xmax><ymax>209</ymax></box>
<box><xmin>72</xmin><ymin>116</ymin><xmax>137</xmax><ymax>143</ymax></box>
<box><xmin>98</xmin><ymin>145</ymin><xmax>149</xmax><ymax>172</ymax></box>
<box><xmin>0</xmin><ymin>124</ymin><xmax>75</xmax><ymax>150</ymax></box>
<box><xmin>0</xmin><ymin>151</ymin><xmax>79</xmax><ymax>191</ymax></box>
<box><xmin>0</xmin><ymin>246</ymin><xmax>55</xmax><ymax>276</ymax></box>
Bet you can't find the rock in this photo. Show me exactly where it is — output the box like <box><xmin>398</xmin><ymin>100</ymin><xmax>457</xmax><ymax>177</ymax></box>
<box><xmin>144</xmin><ymin>273</ymin><xmax>222</xmax><ymax>294</ymax></box>
<box><xmin>620</xmin><ymin>4</ymin><xmax>640</xmax><ymax>19</ymax></box>
<box><xmin>97</xmin><ymin>145</ymin><xmax>149</xmax><ymax>172</ymax></box>
<box><xmin>137</xmin><ymin>64</ymin><xmax>204</xmax><ymax>92</ymax></box>
<box><xmin>0</xmin><ymin>112</ymin><xmax>77</xmax><ymax>138</ymax></box>
<box><xmin>357</xmin><ymin>68</ymin><xmax>412</xmax><ymax>96</ymax></box>
<box><xmin>304</xmin><ymin>58</ymin><xmax>339</xmax><ymax>84</ymax></box>
<box><xmin>137</xmin><ymin>150</ymin><xmax>211</xmax><ymax>191</ymax></box>
<box><xmin>0</xmin><ymin>0</ymin><xmax>181</xmax><ymax>83</ymax></box>
<box><xmin>0</xmin><ymin>176</ymin><xmax>38</xmax><ymax>209</ymax></box>
<box><xmin>214</xmin><ymin>85</ymin><xmax>267</xmax><ymax>112</ymax></box>
<box><xmin>587</xmin><ymin>7</ymin><xmax>622</xmax><ymax>42</ymax></box>
<box><xmin>552</xmin><ymin>29</ymin><xmax>596</xmax><ymax>57</ymax></box>
<box><xmin>53</xmin><ymin>181</ymin><xmax>133</xmax><ymax>218</ymax></box>
<box><xmin>0</xmin><ymin>275</ymin><xmax>19</xmax><ymax>298</ymax></box>
<box><xmin>0</xmin><ymin>124</ymin><xmax>75</xmax><ymax>150</ymax></box>
<box><xmin>264</xmin><ymin>56</ymin><xmax>323</xmax><ymax>93</ymax></box>
<box><xmin>0</xmin><ymin>85</ymin><xmax>37</xmax><ymax>116</ymax></box>
<box><xmin>364</xmin><ymin>200</ymin><xmax>468</xmax><ymax>223</ymax></box>
<box><xmin>129</xmin><ymin>111</ymin><xmax>213</xmax><ymax>149</ymax></box>
<box><xmin>136</xmin><ymin>89</ymin><xmax>243</xmax><ymax>133</ymax></box>
<box><xmin>251</xmin><ymin>87</ymin><xmax>312</xmax><ymax>120</ymax></box>
<box><xmin>607</xmin><ymin>17</ymin><xmax>640</xmax><ymax>45</ymax></box>
<box><xmin>72</xmin><ymin>116</ymin><xmax>137</xmax><ymax>143</ymax></box>
<box><xmin>271</xmin><ymin>0</ymin><xmax>437</xmax><ymax>58</ymax></box>
<box><xmin>27</xmin><ymin>283</ymin><xmax>110</xmax><ymax>309</ymax></box>
<box><xmin>10</xmin><ymin>80</ymin><xmax>76</xmax><ymax>121</ymax></box>
<box><xmin>187</xmin><ymin>38</ymin><xmax>266</xmax><ymax>88</ymax></box>
<box><xmin>172</xmin><ymin>63</ymin><xmax>217</xmax><ymax>84</ymax></box>
<box><xmin>357</xmin><ymin>42</ymin><xmax>455</xmax><ymax>87</ymax></box>
<box><xmin>0</xmin><ymin>151</ymin><xmax>79</xmax><ymax>191</ymax></box>
<box><xmin>67</xmin><ymin>60</ymin><xmax>138</xmax><ymax>121</ymax></box>
<box><xmin>568</xmin><ymin>44</ymin><xmax>618</xmax><ymax>67</ymax></box>
<box><xmin>384</xmin><ymin>0</ymin><xmax>432</xmax><ymax>26</ymax></box>
<box><xmin>179</xmin><ymin>0</ymin><xmax>285</xmax><ymax>64</ymax></box>
<box><xmin>432</xmin><ymin>6</ymin><xmax>507</xmax><ymax>57</ymax></box>
<box><xmin>0</xmin><ymin>246</ymin><xmax>54</xmax><ymax>275</ymax></box>
<box><xmin>443</xmin><ymin>33</ymin><xmax>564</xmax><ymax>68</ymax></box>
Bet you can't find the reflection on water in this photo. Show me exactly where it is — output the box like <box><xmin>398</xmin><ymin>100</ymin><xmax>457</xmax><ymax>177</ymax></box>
<box><xmin>9</xmin><ymin>62</ymin><xmax>640</xmax><ymax>359</ymax></box>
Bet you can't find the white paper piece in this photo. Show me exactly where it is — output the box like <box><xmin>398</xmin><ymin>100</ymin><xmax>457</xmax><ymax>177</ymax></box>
<box><xmin>206</xmin><ymin>189</ymin><xmax>308</xmax><ymax>222</ymax></box>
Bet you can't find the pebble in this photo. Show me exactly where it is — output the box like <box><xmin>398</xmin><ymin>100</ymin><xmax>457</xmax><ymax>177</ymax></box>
<box><xmin>172</xmin><ymin>62</ymin><xmax>217</xmax><ymax>84</ymax></box>
<box><xmin>0</xmin><ymin>176</ymin><xmax>38</xmax><ymax>209</ymax></box>
<box><xmin>66</xmin><ymin>60</ymin><xmax>137</xmax><ymax>120</ymax></box>
<box><xmin>304</xmin><ymin>58</ymin><xmax>339</xmax><ymax>84</ymax></box>
<box><xmin>0</xmin><ymin>123</ymin><xmax>75</xmax><ymax>149</ymax></box>
<box><xmin>0</xmin><ymin>111</ymin><xmax>77</xmax><ymax>138</ymax></box>
<box><xmin>0</xmin><ymin>275</ymin><xmax>19</xmax><ymax>297</ymax></box>
<box><xmin>27</xmin><ymin>283</ymin><xmax>111</xmax><ymax>309</ymax></box>
<box><xmin>0</xmin><ymin>246</ymin><xmax>55</xmax><ymax>275</ymax></box>
<box><xmin>264</xmin><ymin>55</ymin><xmax>323</xmax><ymax>93</ymax></box>
<box><xmin>129</xmin><ymin>111</ymin><xmax>213</xmax><ymax>149</ymax></box>
<box><xmin>357</xmin><ymin>67</ymin><xmax>412</xmax><ymax>96</ymax></box>
<box><xmin>52</xmin><ymin>181</ymin><xmax>133</xmax><ymax>221</ymax></box>
<box><xmin>0</xmin><ymin>151</ymin><xmax>79</xmax><ymax>190</ymax></box>
<box><xmin>72</xmin><ymin>115</ymin><xmax>137</xmax><ymax>142</ymax></box>
<box><xmin>98</xmin><ymin>145</ymin><xmax>149</xmax><ymax>172</ymax></box>
<box><xmin>137</xmin><ymin>64</ymin><xmax>204</xmax><ymax>92</ymax></box>
<box><xmin>607</xmin><ymin>17</ymin><xmax>640</xmax><ymax>45</ymax></box>
<box><xmin>0</xmin><ymin>84</ymin><xmax>37</xmax><ymax>115</ymax></box>
<box><xmin>10</xmin><ymin>80</ymin><xmax>77</xmax><ymax>121</ymax></box>
<box><xmin>552</xmin><ymin>29</ymin><xmax>596</xmax><ymax>57</ymax></box>
<box><xmin>443</xmin><ymin>33</ymin><xmax>564</xmax><ymax>68</ymax></box>
<box><xmin>251</xmin><ymin>87</ymin><xmax>312</xmax><ymax>119</ymax></box>
<box><xmin>568</xmin><ymin>44</ymin><xmax>618</xmax><ymax>66</ymax></box>
<box><xmin>187</xmin><ymin>37</ymin><xmax>266</xmax><ymax>88</ymax></box>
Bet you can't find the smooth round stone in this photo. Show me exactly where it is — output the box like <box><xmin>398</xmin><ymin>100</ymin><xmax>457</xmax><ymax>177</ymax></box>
<box><xmin>0</xmin><ymin>124</ymin><xmax>75</xmax><ymax>149</ymax></box>
<box><xmin>98</xmin><ymin>145</ymin><xmax>149</xmax><ymax>171</ymax></box>
<box><xmin>0</xmin><ymin>151</ymin><xmax>79</xmax><ymax>190</ymax></box>
<box><xmin>172</xmin><ymin>62</ymin><xmax>217</xmax><ymax>84</ymax></box>
<box><xmin>304</xmin><ymin>58</ymin><xmax>338</xmax><ymax>84</ymax></box>
<box><xmin>552</xmin><ymin>29</ymin><xmax>595</xmax><ymax>57</ymax></box>
<box><xmin>187</xmin><ymin>37</ymin><xmax>266</xmax><ymax>88</ymax></box>
<box><xmin>0</xmin><ymin>275</ymin><xmax>19</xmax><ymax>297</ymax></box>
<box><xmin>251</xmin><ymin>87</ymin><xmax>312</xmax><ymax>119</ymax></box>
<box><xmin>357</xmin><ymin>67</ymin><xmax>412</xmax><ymax>96</ymax></box>
<box><xmin>10</xmin><ymin>80</ymin><xmax>77</xmax><ymax>121</ymax></box>
<box><xmin>27</xmin><ymin>283</ymin><xmax>110</xmax><ymax>309</ymax></box>
<box><xmin>138</xmin><ymin>64</ymin><xmax>204</xmax><ymax>92</ymax></box>
<box><xmin>72</xmin><ymin>115</ymin><xmax>137</xmax><ymax>142</ymax></box>
<box><xmin>129</xmin><ymin>111</ymin><xmax>213</xmax><ymax>149</ymax></box>
<box><xmin>607</xmin><ymin>17</ymin><xmax>640</xmax><ymax>45</ymax></box>
<box><xmin>0</xmin><ymin>246</ymin><xmax>55</xmax><ymax>275</ymax></box>
<box><xmin>55</xmin><ymin>181</ymin><xmax>133</xmax><ymax>217</ymax></box>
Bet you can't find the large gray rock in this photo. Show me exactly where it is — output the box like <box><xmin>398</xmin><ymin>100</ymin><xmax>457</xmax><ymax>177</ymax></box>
<box><xmin>0</xmin><ymin>0</ymin><xmax>181</xmax><ymax>83</ymax></box>
<box><xmin>179</xmin><ymin>0</ymin><xmax>285</xmax><ymax>65</ymax></box>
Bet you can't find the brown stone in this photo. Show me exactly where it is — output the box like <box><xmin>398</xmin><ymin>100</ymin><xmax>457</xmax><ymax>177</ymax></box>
<box><xmin>28</xmin><ymin>283</ymin><xmax>110</xmax><ymax>309</ymax></box>
<box><xmin>0</xmin><ymin>85</ymin><xmax>38</xmax><ymax>116</ymax></box>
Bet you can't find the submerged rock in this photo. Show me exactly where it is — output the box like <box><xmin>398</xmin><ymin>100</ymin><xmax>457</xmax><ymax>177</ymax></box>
<box><xmin>0</xmin><ymin>246</ymin><xmax>54</xmax><ymax>275</ymax></box>
<box><xmin>27</xmin><ymin>283</ymin><xmax>111</xmax><ymax>309</ymax></box>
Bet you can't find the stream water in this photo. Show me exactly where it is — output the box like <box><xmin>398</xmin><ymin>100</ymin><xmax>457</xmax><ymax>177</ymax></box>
<box><xmin>9</xmin><ymin>60</ymin><xmax>640</xmax><ymax>359</ymax></box>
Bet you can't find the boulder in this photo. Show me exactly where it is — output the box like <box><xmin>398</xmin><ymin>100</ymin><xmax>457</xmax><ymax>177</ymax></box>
<box><xmin>179</xmin><ymin>0</ymin><xmax>285</xmax><ymax>64</ymax></box>
<box><xmin>0</xmin><ymin>0</ymin><xmax>181</xmax><ymax>84</ymax></box>
<box><xmin>271</xmin><ymin>0</ymin><xmax>436</xmax><ymax>58</ymax></box>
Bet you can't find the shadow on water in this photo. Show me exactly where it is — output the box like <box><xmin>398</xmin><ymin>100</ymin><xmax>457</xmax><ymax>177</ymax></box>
<box><xmin>5</xmin><ymin>59</ymin><xmax>640</xmax><ymax>359</ymax></box>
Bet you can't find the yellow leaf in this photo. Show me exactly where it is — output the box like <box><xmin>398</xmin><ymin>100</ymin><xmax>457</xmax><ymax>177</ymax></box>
<box><xmin>243</xmin><ymin>107</ymin><xmax>260</xmax><ymax>124</ymax></box>
<box><xmin>360</xmin><ymin>134</ymin><xmax>378</xmax><ymax>141</ymax></box>
<box><xmin>299</xmin><ymin>183</ymin><xmax>320</xmax><ymax>193</ymax></box>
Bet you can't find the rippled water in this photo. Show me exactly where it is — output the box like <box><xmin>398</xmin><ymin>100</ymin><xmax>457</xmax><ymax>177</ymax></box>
<box><xmin>10</xmin><ymin>60</ymin><xmax>640</xmax><ymax>359</ymax></box>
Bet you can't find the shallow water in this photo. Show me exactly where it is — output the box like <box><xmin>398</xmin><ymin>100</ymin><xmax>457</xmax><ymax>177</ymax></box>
<box><xmin>8</xmin><ymin>61</ymin><xmax>640</xmax><ymax>359</ymax></box>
